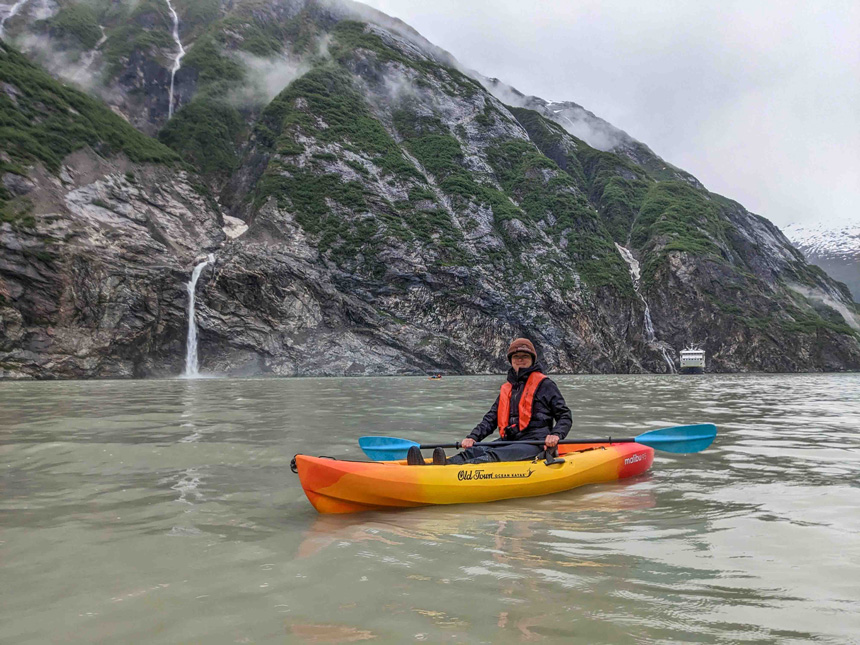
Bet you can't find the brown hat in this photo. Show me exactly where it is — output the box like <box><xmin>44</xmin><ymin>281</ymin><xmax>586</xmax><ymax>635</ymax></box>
<box><xmin>506</xmin><ymin>338</ymin><xmax>537</xmax><ymax>363</ymax></box>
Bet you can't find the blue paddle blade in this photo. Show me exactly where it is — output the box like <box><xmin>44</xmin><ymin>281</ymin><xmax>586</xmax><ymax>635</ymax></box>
<box><xmin>634</xmin><ymin>423</ymin><xmax>717</xmax><ymax>453</ymax></box>
<box><xmin>358</xmin><ymin>436</ymin><xmax>419</xmax><ymax>461</ymax></box>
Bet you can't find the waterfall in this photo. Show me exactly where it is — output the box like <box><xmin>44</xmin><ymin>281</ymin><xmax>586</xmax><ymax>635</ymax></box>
<box><xmin>184</xmin><ymin>254</ymin><xmax>214</xmax><ymax>378</ymax></box>
<box><xmin>78</xmin><ymin>25</ymin><xmax>106</xmax><ymax>73</ymax></box>
<box><xmin>165</xmin><ymin>0</ymin><xmax>185</xmax><ymax>118</ymax></box>
<box><xmin>0</xmin><ymin>0</ymin><xmax>31</xmax><ymax>38</ymax></box>
<box><xmin>616</xmin><ymin>244</ymin><xmax>676</xmax><ymax>373</ymax></box>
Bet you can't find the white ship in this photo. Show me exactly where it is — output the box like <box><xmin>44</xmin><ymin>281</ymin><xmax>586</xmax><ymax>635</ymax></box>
<box><xmin>679</xmin><ymin>346</ymin><xmax>705</xmax><ymax>374</ymax></box>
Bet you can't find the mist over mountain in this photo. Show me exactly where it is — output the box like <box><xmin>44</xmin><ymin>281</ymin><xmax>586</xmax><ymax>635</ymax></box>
<box><xmin>1</xmin><ymin>0</ymin><xmax>858</xmax><ymax>379</ymax></box>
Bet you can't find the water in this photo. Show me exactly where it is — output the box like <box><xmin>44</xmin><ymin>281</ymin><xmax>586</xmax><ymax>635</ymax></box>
<box><xmin>0</xmin><ymin>0</ymin><xmax>31</xmax><ymax>37</ymax></box>
<box><xmin>79</xmin><ymin>25</ymin><xmax>107</xmax><ymax>70</ymax></box>
<box><xmin>184</xmin><ymin>254</ymin><xmax>214</xmax><ymax>377</ymax></box>
<box><xmin>1</xmin><ymin>374</ymin><xmax>858</xmax><ymax>643</ymax></box>
<box><xmin>165</xmin><ymin>0</ymin><xmax>185</xmax><ymax>118</ymax></box>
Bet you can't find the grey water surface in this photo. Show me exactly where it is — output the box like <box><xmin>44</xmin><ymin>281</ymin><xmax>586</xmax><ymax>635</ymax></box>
<box><xmin>1</xmin><ymin>374</ymin><xmax>858</xmax><ymax>644</ymax></box>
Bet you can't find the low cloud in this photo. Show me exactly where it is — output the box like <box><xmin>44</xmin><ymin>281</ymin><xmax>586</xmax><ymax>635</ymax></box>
<box><xmin>220</xmin><ymin>33</ymin><xmax>334</xmax><ymax>107</ymax></box>
<box><xmin>17</xmin><ymin>32</ymin><xmax>102</xmax><ymax>92</ymax></box>
<box><xmin>229</xmin><ymin>51</ymin><xmax>310</xmax><ymax>106</ymax></box>
<box><xmin>478</xmin><ymin>75</ymin><xmax>626</xmax><ymax>151</ymax></box>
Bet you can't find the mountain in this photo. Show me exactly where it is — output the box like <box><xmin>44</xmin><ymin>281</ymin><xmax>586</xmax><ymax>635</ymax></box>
<box><xmin>1</xmin><ymin>0</ymin><xmax>859</xmax><ymax>379</ymax></box>
<box><xmin>783</xmin><ymin>220</ymin><xmax>860</xmax><ymax>302</ymax></box>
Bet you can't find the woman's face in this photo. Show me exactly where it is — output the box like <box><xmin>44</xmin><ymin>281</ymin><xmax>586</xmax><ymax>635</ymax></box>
<box><xmin>511</xmin><ymin>352</ymin><xmax>533</xmax><ymax>371</ymax></box>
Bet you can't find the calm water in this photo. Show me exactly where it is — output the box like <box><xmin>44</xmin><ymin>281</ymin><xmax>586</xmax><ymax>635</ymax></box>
<box><xmin>1</xmin><ymin>374</ymin><xmax>858</xmax><ymax>644</ymax></box>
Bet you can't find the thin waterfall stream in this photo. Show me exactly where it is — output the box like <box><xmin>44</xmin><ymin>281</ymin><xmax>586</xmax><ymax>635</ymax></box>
<box><xmin>615</xmin><ymin>243</ymin><xmax>676</xmax><ymax>372</ymax></box>
<box><xmin>164</xmin><ymin>0</ymin><xmax>185</xmax><ymax>118</ymax></box>
<box><xmin>78</xmin><ymin>25</ymin><xmax>106</xmax><ymax>73</ymax></box>
<box><xmin>184</xmin><ymin>254</ymin><xmax>214</xmax><ymax>377</ymax></box>
<box><xmin>0</xmin><ymin>0</ymin><xmax>31</xmax><ymax>37</ymax></box>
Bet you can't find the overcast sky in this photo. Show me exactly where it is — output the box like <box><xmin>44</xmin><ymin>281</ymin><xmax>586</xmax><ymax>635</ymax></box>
<box><xmin>362</xmin><ymin>0</ymin><xmax>859</xmax><ymax>229</ymax></box>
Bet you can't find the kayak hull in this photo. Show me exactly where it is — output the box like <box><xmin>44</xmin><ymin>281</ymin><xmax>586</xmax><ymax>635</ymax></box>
<box><xmin>295</xmin><ymin>442</ymin><xmax>654</xmax><ymax>514</ymax></box>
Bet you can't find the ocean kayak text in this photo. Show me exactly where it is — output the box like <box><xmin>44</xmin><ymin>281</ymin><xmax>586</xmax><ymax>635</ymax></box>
<box><xmin>458</xmin><ymin>468</ymin><xmax>536</xmax><ymax>481</ymax></box>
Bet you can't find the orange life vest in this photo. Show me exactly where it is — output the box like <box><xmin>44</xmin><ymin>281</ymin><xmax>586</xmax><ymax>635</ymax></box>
<box><xmin>497</xmin><ymin>371</ymin><xmax>547</xmax><ymax>438</ymax></box>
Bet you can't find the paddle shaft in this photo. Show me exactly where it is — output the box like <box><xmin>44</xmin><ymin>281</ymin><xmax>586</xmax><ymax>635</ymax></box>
<box><xmin>414</xmin><ymin>438</ymin><xmax>637</xmax><ymax>450</ymax></box>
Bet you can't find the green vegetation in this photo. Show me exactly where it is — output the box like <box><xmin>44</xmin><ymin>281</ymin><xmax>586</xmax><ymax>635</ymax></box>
<box><xmin>576</xmin><ymin>147</ymin><xmax>650</xmax><ymax>243</ymax></box>
<box><xmin>256</xmin><ymin>165</ymin><xmax>366</xmax><ymax>216</ymax></box>
<box><xmin>510</xmin><ymin>106</ymin><xmax>652</xmax><ymax>244</ymax></box>
<box><xmin>475</xmin><ymin>102</ymin><xmax>504</xmax><ymax>127</ymax></box>
<box><xmin>218</xmin><ymin>15</ymin><xmax>293</xmax><ymax>57</ymax></box>
<box><xmin>408</xmin><ymin>186</ymin><xmax>436</xmax><ymax>202</ymax></box>
<box><xmin>392</xmin><ymin>109</ymin><xmax>533</xmax><ymax>264</ymax></box>
<box><xmin>392</xmin><ymin>110</ymin><xmax>515</xmax><ymax>220</ymax></box>
<box><xmin>508</xmin><ymin>107</ymin><xmax>588</xmax><ymax>186</ymax></box>
<box><xmin>486</xmin><ymin>139</ymin><xmax>631</xmax><ymax>292</ymax></box>
<box><xmin>0</xmin><ymin>43</ymin><xmax>178</xmax><ymax>215</ymax></box>
<box><xmin>181</xmin><ymin>35</ymin><xmax>245</xmax><ymax>85</ymax></box>
<box><xmin>345</xmin><ymin>159</ymin><xmax>369</xmax><ymax>176</ymax></box>
<box><xmin>632</xmin><ymin>182</ymin><xmax>728</xmax><ymax>252</ymax></box>
<box><xmin>0</xmin><ymin>198</ymin><xmax>35</xmax><ymax>229</ymax></box>
<box><xmin>258</xmin><ymin>67</ymin><xmax>421</xmax><ymax>183</ymax></box>
<box><xmin>101</xmin><ymin>0</ymin><xmax>175</xmax><ymax>77</ymax></box>
<box><xmin>173</xmin><ymin>0</ymin><xmax>221</xmax><ymax>37</ymax></box>
<box><xmin>214</xmin><ymin>3</ymin><xmax>318</xmax><ymax>56</ymax></box>
<box><xmin>251</xmin><ymin>67</ymin><xmax>478</xmax><ymax>270</ymax></box>
<box><xmin>103</xmin><ymin>27</ymin><xmax>174</xmax><ymax>77</ymax></box>
<box><xmin>158</xmin><ymin>97</ymin><xmax>245</xmax><ymax>177</ymax></box>
<box><xmin>737</xmin><ymin>308</ymin><xmax>856</xmax><ymax>337</ymax></box>
<box><xmin>47</xmin><ymin>3</ymin><xmax>103</xmax><ymax>49</ymax></box>
<box><xmin>330</xmin><ymin>21</ymin><xmax>483</xmax><ymax>98</ymax></box>
<box><xmin>255</xmin><ymin>164</ymin><xmax>390</xmax><ymax>275</ymax></box>
<box><xmin>631</xmin><ymin>182</ymin><xmax>735</xmax><ymax>285</ymax></box>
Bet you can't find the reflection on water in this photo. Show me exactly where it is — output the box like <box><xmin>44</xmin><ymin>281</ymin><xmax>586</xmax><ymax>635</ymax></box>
<box><xmin>1</xmin><ymin>374</ymin><xmax>858</xmax><ymax>643</ymax></box>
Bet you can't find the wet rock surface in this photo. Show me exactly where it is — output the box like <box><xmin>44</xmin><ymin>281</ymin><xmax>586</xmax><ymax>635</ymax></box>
<box><xmin>2</xmin><ymin>1</ymin><xmax>858</xmax><ymax>378</ymax></box>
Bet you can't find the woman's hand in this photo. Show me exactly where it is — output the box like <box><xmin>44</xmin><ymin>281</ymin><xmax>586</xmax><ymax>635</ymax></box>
<box><xmin>461</xmin><ymin>437</ymin><xmax>476</xmax><ymax>449</ymax></box>
<box><xmin>544</xmin><ymin>434</ymin><xmax>560</xmax><ymax>449</ymax></box>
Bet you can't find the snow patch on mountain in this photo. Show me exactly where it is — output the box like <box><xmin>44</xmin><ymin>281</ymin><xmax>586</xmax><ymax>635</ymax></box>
<box><xmin>784</xmin><ymin>219</ymin><xmax>860</xmax><ymax>301</ymax></box>
<box><xmin>783</xmin><ymin>220</ymin><xmax>860</xmax><ymax>258</ymax></box>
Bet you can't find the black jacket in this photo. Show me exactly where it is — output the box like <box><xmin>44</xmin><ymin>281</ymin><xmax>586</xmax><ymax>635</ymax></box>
<box><xmin>468</xmin><ymin>364</ymin><xmax>572</xmax><ymax>442</ymax></box>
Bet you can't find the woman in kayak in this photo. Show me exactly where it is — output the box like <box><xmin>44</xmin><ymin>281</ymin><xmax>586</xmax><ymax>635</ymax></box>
<box><xmin>407</xmin><ymin>338</ymin><xmax>572</xmax><ymax>465</ymax></box>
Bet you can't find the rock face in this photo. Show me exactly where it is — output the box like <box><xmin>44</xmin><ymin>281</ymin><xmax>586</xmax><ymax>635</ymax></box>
<box><xmin>2</xmin><ymin>1</ymin><xmax>859</xmax><ymax>379</ymax></box>
<box><xmin>0</xmin><ymin>147</ymin><xmax>224</xmax><ymax>378</ymax></box>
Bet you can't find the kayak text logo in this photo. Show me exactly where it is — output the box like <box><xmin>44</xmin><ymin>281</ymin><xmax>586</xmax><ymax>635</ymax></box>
<box><xmin>458</xmin><ymin>468</ymin><xmax>535</xmax><ymax>481</ymax></box>
<box><xmin>624</xmin><ymin>453</ymin><xmax>647</xmax><ymax>466</ymax></box>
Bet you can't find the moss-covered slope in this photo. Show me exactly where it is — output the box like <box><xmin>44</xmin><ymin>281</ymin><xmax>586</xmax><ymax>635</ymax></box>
<box><xmin>2</xmin><ymin>1</ymin><xmax>858</xmax><ymax>377</ymax></box>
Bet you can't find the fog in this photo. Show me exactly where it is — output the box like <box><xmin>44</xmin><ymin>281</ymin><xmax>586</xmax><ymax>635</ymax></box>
<box><xmin>362</xmin><ymin>0</ymin><xmax>860</xmax><ymax>228</ymax></box>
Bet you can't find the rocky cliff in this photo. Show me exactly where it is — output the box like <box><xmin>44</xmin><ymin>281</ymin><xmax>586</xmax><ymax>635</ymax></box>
<box><xmin>2</xmin><ymin>0</ymin><xmax>859</xmax><ymax>379</ymax></box>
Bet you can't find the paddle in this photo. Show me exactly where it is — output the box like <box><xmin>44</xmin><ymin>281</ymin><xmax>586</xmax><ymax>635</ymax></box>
<box><xmin>358</xmin><ymin>423</ymin><xmax>717</xmax><ymax>461</ymax></box>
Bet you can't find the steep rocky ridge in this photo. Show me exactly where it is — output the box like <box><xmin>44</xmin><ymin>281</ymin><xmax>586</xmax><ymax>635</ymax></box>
<box><xmin>2</xmin><ymin>0</ymin><xmax>859</xmax><ymax>378</ymax></box>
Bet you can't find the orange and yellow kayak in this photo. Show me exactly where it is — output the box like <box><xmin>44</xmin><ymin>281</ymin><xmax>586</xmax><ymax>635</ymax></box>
<box><xmin>294</xmin><ymin>442</ymin><xmax>654</xmax><ymax>514</ymax></box>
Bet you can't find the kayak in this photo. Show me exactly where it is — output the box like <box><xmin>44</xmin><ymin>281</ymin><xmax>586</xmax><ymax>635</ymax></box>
<box><xmin>293</xmin><ymin>442</ymin><xmax>654</xmax><ymax>514</ymax></box>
